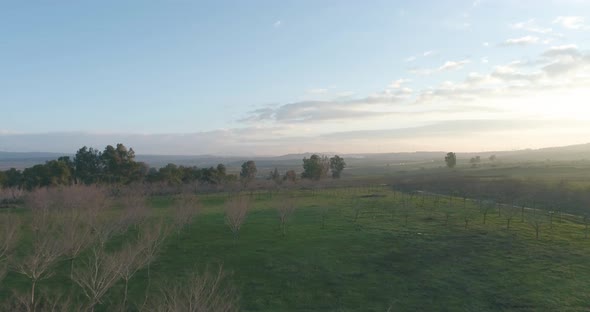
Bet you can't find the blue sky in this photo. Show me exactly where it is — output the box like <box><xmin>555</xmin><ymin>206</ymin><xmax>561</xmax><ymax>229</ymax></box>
<box><xmin>1</xmin><ymin>0</ymin><xmax>590</xmax><ymax>154</ymax></box>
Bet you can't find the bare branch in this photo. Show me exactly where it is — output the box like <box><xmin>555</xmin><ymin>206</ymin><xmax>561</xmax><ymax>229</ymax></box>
<box><xmin>224</xmin><ymin>196</ymin><xmax>250</xmax><ymax>240</ymax></box>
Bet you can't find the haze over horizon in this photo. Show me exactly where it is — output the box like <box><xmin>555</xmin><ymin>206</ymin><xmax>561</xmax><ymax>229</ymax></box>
<box><xmin>2</xmin><ymin>0</ymin><xmax>590</xmax><ymax>155</ymax></box>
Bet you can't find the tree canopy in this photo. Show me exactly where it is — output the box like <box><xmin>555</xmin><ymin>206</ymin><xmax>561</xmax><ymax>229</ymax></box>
<box><xmin>302</xmin><ymin>155</ymin><xmax>330</xmax><ymax>180</ymax></box>
<box><xmin>240</xmin><ymin>160</ymin><xmax>257</xmax><ymax>184</ymax></box>
<box><xmin>445</xmin><ymin>152</ymin><xmax>457</xmax><ymax>168</ymax></box>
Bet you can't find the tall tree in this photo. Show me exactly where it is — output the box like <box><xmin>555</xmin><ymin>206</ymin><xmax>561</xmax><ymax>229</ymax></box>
<box><xmin>240</xmin><ymin>161</ymin><xmax>257</xmax><ymax>184</ymax></box>
<box><xmin>74</xmin><ymin>147</ymin><xmax>103</xmax><ymax>185</ymax></box>
<box><xmin>329</xmin><ymin>155</ymin><xmax>346</xmax><ymax>179</ymax></box>
<box><xmin>445</xmin><ymin>152</ymin><xmax>457</xmax><ymax>168</ymax></box>
<box><xmin>101</xmin><ymin>144</ymin><xmax>142</xmax><ymax>184</ymax></box>
<box><xmin>302</xmin><ymin>154</ymin><xmax>329</xmax><ymax>180</ymax></box>
<box><xmin>0</xmin><ymin>171</ymin><xmax>6</xmax><ymax>188</ymax></box>
<box><xmin>3</xmin><ymin>168</ymin><xmax>22</xmax><ymax>189</ymax></box>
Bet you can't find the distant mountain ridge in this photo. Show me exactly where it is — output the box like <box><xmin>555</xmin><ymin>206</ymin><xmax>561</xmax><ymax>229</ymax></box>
<box><xmin>1</xmin><ymin>143</ymin><xmax>589</xmax><ymax>170</ymax></box>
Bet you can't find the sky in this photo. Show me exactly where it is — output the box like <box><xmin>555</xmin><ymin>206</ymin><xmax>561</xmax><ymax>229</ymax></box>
<box><xmin>1</xmin><ymin>0</ymin><xmax>590</xmax><ymax>155</ymax></box>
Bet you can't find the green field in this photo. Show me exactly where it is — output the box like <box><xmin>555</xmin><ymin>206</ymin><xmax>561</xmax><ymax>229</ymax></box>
<box><xmin>3</xmin><ymin>185</ymin><xmax>589</xmax><ymax>311</ymax></box>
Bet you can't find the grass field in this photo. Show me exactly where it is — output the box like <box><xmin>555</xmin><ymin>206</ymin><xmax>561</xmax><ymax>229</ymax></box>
<box><xmin>2</xmin><ymin>186</ymin><xmax>590</xmax><ymax>311</ymax></box>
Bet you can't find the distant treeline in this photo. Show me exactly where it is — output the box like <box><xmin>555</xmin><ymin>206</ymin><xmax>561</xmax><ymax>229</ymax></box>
<box><xmin>0</xmin><ymin>144</ymin><xmax>346</xmax><ymax>190</ymax></box>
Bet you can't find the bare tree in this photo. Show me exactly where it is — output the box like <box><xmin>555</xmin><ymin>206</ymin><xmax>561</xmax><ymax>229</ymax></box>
<box><xmin>527</xmin><ymin>211</ymin><xmax>546</xmax><ymax>240</ymax></box>
<box><xmin>14</xmin><ymin>204</ymin><xmax>64</xmax><ymax>311</ymax></box>
<box><xmin>72</xmin><ymin>246</ymin><xmax>122</xmax><ymax>312</ymax></box>
<box><xmin>276</xmin><ymin>198</ymin><xmax>296</xmax><ymax>236</ymax></box>
<box><xmin>479</xmin><ymin>200</ymin><xmax>494</xmax><ymax>225</ymax></box>
<box><xmin>146</xmin><ymin>266</ymin><xmax>239</xmax><ymax>312</ymax></box>
<box><xmin>503</xmin><ymin>202</ymin><xmax>519</xmax><ymax>230</ymax></box>
<box><xmin>463</xmin><ymin>200</ymin><xmax>474</xmax><ymax>229</ymax></box>
<box><xmin>7</xmin><ymin>290</ymin><xmax>81</xmax><ymax>312</ymax></box>
<box><xmin>583</xmin><ymin>215</ymin><xmax>589</xmax><ymax>239</ymax></box>
<box><xmin>55</xmin><ymin>190</ymin><xmax>96</xmax><ymax>280</ymax></box>
<box><xmin>120</xmin><ymin>191</ymin><xmax>151</xmax><ymax>230</ymax></box>
<box><xmin>351</xmin><ymin>198</ymin><xmax>363</xmax><ymax>223</ymax></box>
<box><xmin>116</xmin><ymin>239</ymin><xmax>149</xmax><ymax>308</ymax></box>
<box><xmin>225</xmin><ymin>196</ymin><xmax>250</xmax><ymax>240</ymax></box>
<box><xmin>172</xmin><ymin>193</ymin><xmax>202</xmax><ymax>232</ymax></box>
<box><xmin>399</xmin><ymin>196</ymin><xmax>412</xmax><ymax>226</ymax></box>
<box><xmin>0</xmin><ymin>213</ymin><xmax>20</xmax><ymax>284</ymax></box>
<box><xmin>137</xmin><ymin>219</ymin><xmax>170</xmax><ymax>301</ymax></box>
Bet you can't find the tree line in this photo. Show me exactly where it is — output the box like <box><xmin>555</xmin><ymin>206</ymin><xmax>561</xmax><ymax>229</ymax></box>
<box><xmin>0</xmin><ymin>144</ymin><xmax>346</xmax><ymax>190</ymax></box>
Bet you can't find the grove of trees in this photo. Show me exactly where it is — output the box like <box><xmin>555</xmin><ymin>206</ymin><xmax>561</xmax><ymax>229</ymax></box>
<box><xmin>0</xmin><ymin>146</ymin><xmax>347</xmax><ymax>193</ymax></box>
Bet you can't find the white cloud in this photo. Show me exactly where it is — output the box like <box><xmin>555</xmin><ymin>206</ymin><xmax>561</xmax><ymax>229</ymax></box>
<box><xmin>423</xmin><ymin>50</ymin><xmax>435</xmax><ymax>57</ymax></box>
<box><xmin>389</xmin><ymin>79</ymin><xmax>411</xmax><ymax>89</ymax></box>
<box><xmin>483</xmin><ymin>42</ymin><xmax>490</xmax><ymax>47</ymax></box>
<box><xmin>501</xmin><ymin>35</ymin><xmax>540</xmax><ymax>46</ymax></box>
<box><xmin>273</xmin><ymin>20</ymin><xmax>282</xmax><ymax>28</ymax></box>
<box><xmin>404</xmin><ymin>56</ymin><xmax>417</xmax><ymax>62</ymax></box>
<box><xmin>510</xmin><ymin>19</ymin><xmax>553</xmax><ymax>34</ymax></box>
<box><xmin>553</xmin><ymin>16</ymin><xmax>586</xmax><ymax>29</ymax></box>
<box><xmin>307</xmin><ymin>88</ymin><xmax>328</xmax><ymax>95</ymax></box>
<box><xmin>439</xmin><ymin>59</ymin><xmax>471</xmax><ymax>71</ymax></box>
<box><xmin>481</xmin><ymin>57</ymin><xmax>489</xmax><ymax>64</ymax></box>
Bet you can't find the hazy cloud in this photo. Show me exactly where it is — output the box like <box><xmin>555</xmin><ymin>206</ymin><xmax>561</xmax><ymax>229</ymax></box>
<box><xmin>510</xmin><ymin>19</ymin><xmax>553</xmax><ymax>34</ymax></box>
<box><xmin>501</xmin><ymin>35</ymin><xmax>540</xmax><ymax>46</ymax></box>
<box><xmin>439</xmin><ymin>59</ymin><xmax>471</xmax><ymax>71</ymax></box>
<box><xmin>307</xmin><ymin>88</ymin><xmax>328</xmax><ymax>95</ymax></box>
<box><xmin>553</xmin><ymin>16</ymin><xmax>586</xmax><ymax>29</ymax></box>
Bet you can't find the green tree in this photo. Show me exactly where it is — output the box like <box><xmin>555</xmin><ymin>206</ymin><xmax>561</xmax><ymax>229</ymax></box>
<box><xmin>101</xmin><ymin>144</ymin><xmax>141</xmax><ymax>183</ymax></box>
<box><xmin>445</xmin><ymin>152</ymin><xmax>457</xmax><ymax>168</ymax></box>
<box><xmin>240</xmin><ymin>161</ymin><xmax>257</xmax><ymax>184</ymax></box>
<box><xmin>159</xmin><ymin>163</ymin><xmax>184</xmax><ymax>184</ymax></box>
<box><xmin>22</xmin><ymin>164</ymin><xmax>51</xmax><ymax>189</ymax></box>
<box><xmin>74</xmin><ymin>146</ymin><xmax>103</xmax><ymax>184</ymax></box>
<box><xmin>45</xmin><ymin>159</ymin><xmax>74</xmax><ymax>185</ymax></box>
<box><xmin>302</xmin><ymin>154</ymin><xmax>329</xmax><ymax>180</ymax></box>
<box><xmin>0</xmin><ymin>170</ymin><xmax>6</xmax><ymax>188</ymax></box>
<box><xmin>329</xmin><ymin>155</ymin><xmax>346</xmax><ymax>179</ymax></box>
<box><xmin>4</xmin><ymin>168</ymin><xmax>22</xmax><ymax>188</ymax></box>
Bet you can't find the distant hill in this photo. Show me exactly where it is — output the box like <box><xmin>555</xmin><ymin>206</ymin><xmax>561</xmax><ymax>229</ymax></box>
<box><xmin>1</xmin><ymin>143</ymin><xmax>589</xmax><ymax>171</ymax></box>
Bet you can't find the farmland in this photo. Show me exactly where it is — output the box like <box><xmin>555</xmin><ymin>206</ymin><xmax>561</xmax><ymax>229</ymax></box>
<box><xmin>1</xmin><ymin>183</ymin><xmax>590</xmax><ymax>311</ymax></box>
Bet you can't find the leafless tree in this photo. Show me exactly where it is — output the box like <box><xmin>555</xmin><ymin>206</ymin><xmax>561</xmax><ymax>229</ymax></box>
<box><xmin>56</xmin><ymin>188</ymin><xmax>96</xmax><ymax>279</ymax></box>
<box><xmin>0</xmin><ymin>213</ymin><xmax>20</xmax><ymax>283</ymax></box>
<box><xmin>14</xmin><ymin>202</ymin><xmax>65</xmax><ymax>311</ymax></box>
<box><xmin>137</xmin><ymin>219</ymin><xmax>170</xmax><ymax>302</ymax></box>
<box><xmin>72</xmin><ymin>246</ymin><xmax>122</xmax><ymax>312</ymax></box>
<box><xmin>583</xmin><ymin>215</ymin><xmax>589</xmax><ymax>239</ymax></box>
<box><xmin>225</xmin><ymin>196</ymin><xmax>250</xmax><ymax>240</ymax></box>
<box><xmin>527</xmin><ymin>211</ymin><xmax>546</xmax><ymax>240</ymax></box>
<box><xmin>276</xmin><ymin>198</ymin><xmax>296</xmax><ymax>236</ymax></box>
<box><xmin>172</xmin><ymin>193</ymin><xmax>202</xmax><ymax>232</ymax></box>
<box><xmin>399</xmin><ymin>196</ymin><xmax>412</xmax><ymax>226</ymax></box>
<box><xmin>146</xmin><ymin>266</ymin><xmax>239</xmax><ymax>312</ymax></box>
<box><xmin>116</xmin><ymin>238</ymin><xmax>149</xmax><ymax>308</ymax></box>
<box><xmin>479</xmin><ymin>200</ymin><xmax>494</xmax><ymax>225</ymax></box>
<box><xmin>6</xmin><ymin>187</ymin><xmax>24</xmax><ymax>202</ymax></box>
<box><xmin>7</xmin><ymin>290</ymin><xmax>81</xmax><ymax>312</ymax></box>
<box><xmin>503</xmin><ymin>202</ymin><xmax>519</xmax><ymax>230</ymax></box>
<box><xmin>352</xmin><ymin>198</ymin><xmax>363</xmax><ymax>223</ymax></box>
<box><xmin>119</xmin><ymin>191</ymin><xmax>151</xmax><ymax>230</ymax></box>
